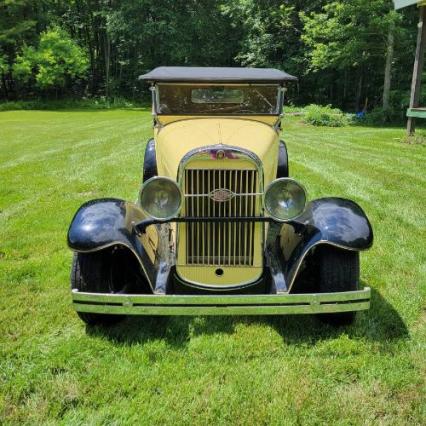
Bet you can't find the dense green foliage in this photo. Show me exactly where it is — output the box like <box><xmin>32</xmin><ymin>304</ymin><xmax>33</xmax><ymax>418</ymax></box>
<box><xmin>303</xmin><ymin>104</ymin><xmax>349</xmax><ymax>127</ymax></box>
<box><xmin>0</xmin><ymin>97</ymin><xmax>141</xmax><ymax>112</ymax></box>
<box><xmin>13</xmin><ymin>26</ymin><xmax>88</xmax><ymax>92</ymax></box>
<box><xmin>0</xmin><ymin>0</ymin><xmax>420</xmax><ymax>113</ymax></box>
<box><xmin>0</xmin><ymin>109</ymin><xmax>425</xmax><ymax>423</ymax></box>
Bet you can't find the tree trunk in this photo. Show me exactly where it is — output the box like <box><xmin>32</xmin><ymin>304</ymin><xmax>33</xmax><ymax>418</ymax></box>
<box><xmin>383</xmin><ymin>22</ymin><xmax>395</xmax><ymax>110</ymax></box>
<box><xmin>104</xmin><ymin>31</ymin><xmax>111</xmax><ymax>99</ymax></box>
<box><xmin>77</xmin><ymin>0</ymin><xmax>96</xmax><ymax>95</ymax></box>
<box><xmin>1</xmin><ymin>72</ymin><xmax>8</xmax><ymax>100</ymax></box>
<box><xmin>343</xmin><ymin>69</ymin><xmax>348</xmax><ymax>107</ymax></box>
<box><xmin>356</xmin><ymin>73</ymin><xmax>363</xmax><ymax>112</ymax></box>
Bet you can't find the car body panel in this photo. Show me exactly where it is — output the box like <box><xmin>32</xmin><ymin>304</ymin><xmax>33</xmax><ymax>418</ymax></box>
<box><xmin>157</xmin><ymin>115</ymin><xmax>280</xmax><ymax>127</ymax></box>
<box><xmin>155</xmin><ymin>117</ymin><xmax>279</xmax><ymax>186</ymax></box>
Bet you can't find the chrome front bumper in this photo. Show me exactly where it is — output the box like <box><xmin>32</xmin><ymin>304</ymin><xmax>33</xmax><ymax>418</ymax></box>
<box><xmin>72</xmin><ymin>287</ymin><xmax>371</xmax><ymax>315</ymax></box>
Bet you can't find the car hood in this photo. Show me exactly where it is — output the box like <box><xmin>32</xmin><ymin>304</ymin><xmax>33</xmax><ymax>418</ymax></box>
<box><xmin>155</xmin><ymin>118</ymin><xmax>279</xmax><ymax>184</ymax></box>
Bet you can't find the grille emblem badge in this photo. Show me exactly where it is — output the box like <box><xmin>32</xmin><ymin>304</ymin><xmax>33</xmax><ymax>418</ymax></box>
<box><xmin>216</xmin><ymin>150</ymin><xmax>225</xmax><ymax>160</ymax></box>
<box><xmin>209</xmin><ymin>188</ymin><xmax>235</xmax><ymax>202</ymax></box>
<box><xmin>209</xmin><ymin>149</ymin><xmax>238</xmax><ymax>160</ymax></box>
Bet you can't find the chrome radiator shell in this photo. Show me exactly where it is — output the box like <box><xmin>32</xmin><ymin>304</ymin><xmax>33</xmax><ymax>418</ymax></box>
<box><xmin>175</xmin><ymin>146</ymin><xmax>265</xmax><ymax>288</ymax></box>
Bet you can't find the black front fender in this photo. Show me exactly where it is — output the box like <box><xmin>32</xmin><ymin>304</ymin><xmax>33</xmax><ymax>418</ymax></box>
<box><xmin>283</xmin><ymin>197</ymin><xmax>373</xmax><ymax>290</ymax></box>
<box><xmin>67</xmin><ymin>198</ymin><xmax>156</xmax><ymax>288</ymax></box>
<box><xmin>295</xmin><ymin>197</ymin><xmax>373</xmax><ymax>249</ymax></box>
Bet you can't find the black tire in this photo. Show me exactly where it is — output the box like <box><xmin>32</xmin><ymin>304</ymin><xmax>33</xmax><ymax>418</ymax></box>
<box><xmin>71</xmin><ymin>250</ymin><xmax>129</xmax><ymax>326</ymax></box>
<box><xmin>317</xmin><ymin>246</ymin><xmax>360</xmax><ymax>326</ymax></box>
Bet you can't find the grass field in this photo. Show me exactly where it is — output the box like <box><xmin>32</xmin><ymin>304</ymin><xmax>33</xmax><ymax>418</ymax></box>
<box><xmin>0</xmin><ymin>109</ymin><xmax>425</xmax><ymax>424</ymax></box>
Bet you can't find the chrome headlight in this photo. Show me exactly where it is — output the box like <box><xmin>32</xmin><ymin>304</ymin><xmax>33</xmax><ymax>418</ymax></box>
<box><xmin>264</xmin><ymin>178</ymin><xmax>306</xmax><ymax>221</ymax></box>
<box><xmin>140</xmin><ymin>177</ymin><xmax>182</xmax><ymax>220</ymax></box>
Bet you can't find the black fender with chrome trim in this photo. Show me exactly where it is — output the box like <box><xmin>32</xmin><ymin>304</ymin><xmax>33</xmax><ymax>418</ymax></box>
<box><xmin>282</xmin><ymin>197</ymin><xmax>373</xmax><ymax>291</ymax></box>
<box><xmin>67</xmin><ymin>197</ymin><xmax>373</xmax><ymax>294</ymax></box>
<box><xmin>67</xmin><ymin>198</ymin><xmax>158</xmax><ymax>291</ymax></box>
<box><xmin>276</xmin><ymin>140</ymin><xmax>289</xmax><ymax>178</ymax></box>
<box><xmin>143</xmin><ymin>138</ymin><xmax>157</xmax><ymax>183</ymax></box>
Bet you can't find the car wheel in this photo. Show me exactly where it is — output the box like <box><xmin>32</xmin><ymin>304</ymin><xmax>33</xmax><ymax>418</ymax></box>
<box><xmin>71</xmin><ymin>251</ymin><xmax>127</xmax><ymax>326</ymax></box>
<box><xmin>317</xmin><ymin>245</ymin><xmax>360</xmax><ymax>326</ymax></box>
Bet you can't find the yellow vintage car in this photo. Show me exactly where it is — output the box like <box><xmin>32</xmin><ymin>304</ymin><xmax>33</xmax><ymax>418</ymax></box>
<box><xmin>68</xmin><ymin>67</ymin><xmax>373</xmax><ymax>326</ymax></box>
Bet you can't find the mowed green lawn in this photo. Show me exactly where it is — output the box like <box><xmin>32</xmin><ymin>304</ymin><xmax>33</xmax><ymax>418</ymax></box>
<box><xmin>0</xmin><ymin>109</ymin><xmax>425</xmax><ymax>425</ymax></box>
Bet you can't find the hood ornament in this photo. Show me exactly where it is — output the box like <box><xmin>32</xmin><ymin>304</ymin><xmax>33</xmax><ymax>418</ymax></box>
<box><xmin>209</xmin><ymin>188</ymin><xmax>235</xmax><ymax>203</ymax></box>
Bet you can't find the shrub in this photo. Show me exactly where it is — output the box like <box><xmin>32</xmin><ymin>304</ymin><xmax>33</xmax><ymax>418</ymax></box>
<box><xmin>0</xmin><ymin>98</ymin><xmax>148</xmax><ymax>111</ymax></box>
<box><xmin>13</xmin><ymin>26</ymin><xmax>88</xmax><ymax>90</ymax></box>
<box><xmin>363</xmin><ymin>107</ymin><xmax>404</xmax><ymax>125</ymax></box>
<box><xmin>0</xmin><ymin>101</ymin><xmax>40</xmax><ymax>111</ymax></box>
<box><xmin>303</xmin><ymin>104</ymin><xmax>349</xmax><ymax>127</ymax></box>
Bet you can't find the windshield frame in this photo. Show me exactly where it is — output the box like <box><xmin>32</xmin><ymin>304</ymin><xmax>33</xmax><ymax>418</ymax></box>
<box><xmin>152</xmin><ymin>83</ymin><xmax>285</xmax><ymax>117</ymax></box>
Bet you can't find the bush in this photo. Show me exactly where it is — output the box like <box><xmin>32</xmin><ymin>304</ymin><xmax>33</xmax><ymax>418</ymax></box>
<box><xmin>303</xmin><ymin>104</ymin><xmax>349</xmax><ymax>127</ymax></box>
<box><xmin>362</xmin><ymin>107</ymin><xmax>404</xmax><ymax>125</ymax></box>
<box><xmin>0</xmin><ymin>98</ymin><xmax>148</xmax><ymax>111</ymax></box>
<box><xmin>13</xmin><ymin>26</ymin><xmax>88</xmax><ymax>90</ymax></box>
<box><xmin>0</xmin><ymin>101</ymin><xmax>39</xmax><ymax>111</ymax></box>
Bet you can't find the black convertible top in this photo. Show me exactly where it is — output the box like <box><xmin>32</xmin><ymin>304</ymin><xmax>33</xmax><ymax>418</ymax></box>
<box><xmin>139</xmin><ymin>66</ymin><xmax>297</xmax><ymax>83</ymax></box>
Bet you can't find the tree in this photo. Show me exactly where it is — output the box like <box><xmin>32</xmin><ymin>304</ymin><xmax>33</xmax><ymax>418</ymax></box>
<box><xmin>106</xmin><ymin>0</ymin><xmax>239</xmax><ymax>96</ymax></box>
<box><xmin>301</xmin><ymin>1</ymin><xmax>402</xmax><ymax>110</ymax></box>
<box><xmin>221</xmin><ymin>0</ymin><xmax>324</xmax><ymax>105</ymax></box>
<box><xmin>221</xmin><ymin>1</ymin><xmax>295</xmax><ymax>67</ymax></box>
<box><xmin>0</xmin><ymin>0</ymin><xmax>420</xmax><ymax>109</ymax></box>
<box><xmin>0</xmin><ymin>53</ymin><xmax>9</xmax><ymax>97</ymax></box>
<box><xmin>0</xmin><ymin>0</ymin><xmax>48</xmax><ymax>98</ymax></box>
<box><xmin>383</xmin><ymin>19</ymin><xmax>395</xmax><ymax>110</ymax></box>
<box><xmin>13</xmin><ymin>26</ymin><xmax>88</xmax><ymax>93</ymax></box>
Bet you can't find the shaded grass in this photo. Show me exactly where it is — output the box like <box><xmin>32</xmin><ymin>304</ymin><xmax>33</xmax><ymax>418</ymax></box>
<box><xmin>0</xmin><ymin>110</ymin><xmax>425</xmax><ymax>424</ymax></box>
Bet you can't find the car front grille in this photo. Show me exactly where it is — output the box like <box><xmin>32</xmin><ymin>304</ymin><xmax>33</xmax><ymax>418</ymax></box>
<box><xmin>184</xmin><ymin>168</ymin><xmax>258</xmax><ymax>266</ymax></box>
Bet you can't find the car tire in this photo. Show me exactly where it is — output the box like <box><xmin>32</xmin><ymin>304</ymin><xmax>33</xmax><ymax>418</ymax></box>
<box><xmin>71</xmin><ymin>251</ymin><xmax>126</xmax><ymax>326</ymax></box>
<box><xmin>317</xmin><ymin>245</ymin><xmax>360</xmax><ymax>326</ymax></box>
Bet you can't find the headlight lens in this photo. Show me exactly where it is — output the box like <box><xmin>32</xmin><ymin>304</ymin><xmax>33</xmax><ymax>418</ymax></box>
<box><xmin>264</xmin><ymin>178</ymin><xmax>306</xmax><ymax>221</ymax></box>
<box><xmin>140</xmin><ymin>177</ymin><xmax>182</xmax><ymax>220</ymax></box>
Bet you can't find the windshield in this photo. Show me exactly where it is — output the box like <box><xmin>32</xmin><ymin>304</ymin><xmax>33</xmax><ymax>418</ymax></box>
<box><xmin>156</xmin><ymin>84</ymin><xmax>281</xmax><ymax>115</ymax></box>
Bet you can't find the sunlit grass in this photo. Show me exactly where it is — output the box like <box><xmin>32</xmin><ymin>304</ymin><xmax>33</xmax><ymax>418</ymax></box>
<box><xmin>0</xmin><ymin>109</ymin><xmax>425</xmax><ymax>424</ymax></box>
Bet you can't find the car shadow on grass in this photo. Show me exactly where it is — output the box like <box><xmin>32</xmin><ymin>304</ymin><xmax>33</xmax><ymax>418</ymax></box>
<box><xmin>86</xmin><ymin>285</ymin><xmax>408</xmax><ymax>348</ymax></box>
